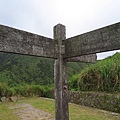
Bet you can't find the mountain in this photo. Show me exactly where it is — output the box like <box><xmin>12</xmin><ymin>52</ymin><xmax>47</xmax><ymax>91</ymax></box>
<box><xmin>0</xmin><ymin>52</ymin><xmax>89</xmax><ymax>87</ymax></box>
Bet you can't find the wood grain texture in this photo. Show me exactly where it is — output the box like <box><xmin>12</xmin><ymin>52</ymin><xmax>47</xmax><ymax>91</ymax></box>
<box><xmin>0</xmin><ymin>25</ymin><xmax>55</xmax><ymax>58</ymax></box>
<box><xmin>64</xmin><ymin>22</ymin><xmax>120</xmax><ymax>58</ymax></box>
<box><xmin>54</xmin><ymin>24</ymin><xmax>69</xmax><ymax>120</ymax></box>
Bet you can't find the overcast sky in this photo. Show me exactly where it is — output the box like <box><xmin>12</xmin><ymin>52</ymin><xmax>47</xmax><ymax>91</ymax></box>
<box><xmin>0</xmin><ymin>0</ymin><xmax>120</xmax><ymax>60</ymax></box>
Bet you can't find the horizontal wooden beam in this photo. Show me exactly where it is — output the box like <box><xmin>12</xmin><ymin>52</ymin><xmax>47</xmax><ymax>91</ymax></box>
<box><xmin>64</xmin><ymin>22</ymin><xmax>120</xmax><ymax>58</ymax></box>
<box><xmin>0</xmin><ymin>25</ymin><xmax>55</xmax><ymax>58</ymax></box>
<box><xmin>66</xmin><ymin>54</ymin><xmax>97</xmax><ymax>63</ymax></box>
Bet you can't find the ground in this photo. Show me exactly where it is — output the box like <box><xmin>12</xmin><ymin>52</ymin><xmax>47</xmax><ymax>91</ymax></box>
<box><xmin>1</xmin><ymin>97</ymin><xmax>119</xmax><ymax>120</ymax></box>
<box><xmin>8</xmin><ymin>103</ymin><xmax>55</xmax><ymax>120</ymax></box>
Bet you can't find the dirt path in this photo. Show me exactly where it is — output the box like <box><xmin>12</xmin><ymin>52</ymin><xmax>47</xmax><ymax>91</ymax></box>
<box><xmin>9</xmin><ymin>103</ymin><xmax>55</xmax><ymax>120</ymax></box>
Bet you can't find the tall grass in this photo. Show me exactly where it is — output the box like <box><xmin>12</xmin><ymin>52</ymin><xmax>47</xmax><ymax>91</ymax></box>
<box><xmin>0</xmin><ymin>82</ymin><xmax>9</xmax><ymax>97</ymax></box>
<box><xmin>78</xmin><ymin>53</ymin><xmax>120</xmax><ymax>93</ymax></box>
<box><xmin>68</xmin><ymin>74</ymin><xmax>79</xmax><ymax>91</ymax></box>
<box><xmin>0</xmin><ymin>82</ymin><xmax>54</xmax><ymax>98</ymax></box>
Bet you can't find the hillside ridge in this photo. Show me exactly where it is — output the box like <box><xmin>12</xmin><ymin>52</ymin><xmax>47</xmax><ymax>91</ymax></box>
<box><xmin>0</xmin><ymin>52</ymin><xmax>88</xmax><ymax>87</ymax></box>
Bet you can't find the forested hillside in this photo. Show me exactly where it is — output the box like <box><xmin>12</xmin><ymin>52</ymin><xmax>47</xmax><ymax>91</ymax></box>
<box><xmin>0</xmin><ymin>52</ymin><xmax>89</xmax><ymax>87</ymax></box>
<box><xmin>0</xmin><ymin>52</ymin><xmax>120</xmax><ymax>97</ymax></box>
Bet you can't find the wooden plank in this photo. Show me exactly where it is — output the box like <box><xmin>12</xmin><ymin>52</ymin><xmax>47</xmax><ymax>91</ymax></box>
<box><xmin>54</xmin><ymin>24</ymin><xmax>69</xmax><ymax>120</ymax></box>
<box><xmin>0</xmin><ymin>24</ymin><xmax>55</xmax><ymax>58</ymax></box>
<box><xmin>67</xmin><ymin>54</ymin><xmax>97</xmax><ymax>63</ymax></box>
<box><xmin>64</xmin><ymin>22</ymin><xmax>120</xmax><ymax>58</ymax></box>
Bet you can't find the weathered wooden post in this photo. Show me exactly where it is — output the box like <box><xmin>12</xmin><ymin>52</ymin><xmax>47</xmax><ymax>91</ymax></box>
<box><xmin>54</xmin><ymin>24</ymin><xmax>69</xmax><ymax>120</ymax></box>
<box><xmin>1</xmin><ymin>22</ymin><xmax>120</xmax><ymax>120</ymax></box>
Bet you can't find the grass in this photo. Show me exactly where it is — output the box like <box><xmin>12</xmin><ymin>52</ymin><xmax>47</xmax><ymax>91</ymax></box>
<box><xmin>0</xmin><ymin>97</ymin><xmax>120</xmax><ymax>120</ymax></box>
<box><xmin>0</xmin><ymin>103</ymin><xmax>19</xmax><ymax>120</ymax></box>
<box><xmin>78</xmin><ymin>53</ymin><xmax>120</xmax><ymax>93</ymax></box>
<box><xmin>69</xmin><ymin>103</ymin><xmax>119</xmax><ymax>120</ymax></box>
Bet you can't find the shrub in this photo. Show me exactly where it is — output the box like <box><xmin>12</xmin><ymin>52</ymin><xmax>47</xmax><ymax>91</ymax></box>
<box><xmin>0</xmin><ymin>83</ymin><xmax>54</xmax><ymax>98</ymax></box>
<box><xmin>0</xmin><ymin>82</ymin><xmax>9</xmax><ymax>97</ymax></box>
<box><xmin>78</xmin><ymin>53</ymin><xmax>120</xmax><ymax>93</ymax></box>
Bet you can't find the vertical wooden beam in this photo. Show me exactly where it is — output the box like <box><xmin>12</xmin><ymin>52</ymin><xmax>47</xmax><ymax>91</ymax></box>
<box><xmin>54</xmin><ymin>24</ymin><xmax>69</xmax><ymax>120</ymax></box>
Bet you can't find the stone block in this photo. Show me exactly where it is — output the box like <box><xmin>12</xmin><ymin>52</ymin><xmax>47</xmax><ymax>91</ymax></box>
<box><xmin>1</xmin><ymin>97</ymin><xmax>9</xmax><ymax>102</ymax></box>
<box><xmin>9</xmin><ymin>96</ymin><xmax>18</xmax><ymax>102</ymax></box>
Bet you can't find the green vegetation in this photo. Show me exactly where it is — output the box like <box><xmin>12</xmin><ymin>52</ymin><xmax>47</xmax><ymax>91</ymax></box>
<box><xmin>0</xmin><ymin>52</ymin><xmax>120</xmax><ymax>119</ymax></box>
<box><xmin>0</xmin><ymin>52</ymin><xmax>120</xmax><ymax>93</ymax></box>
<box><xmin>0</xmin><ymin>82</ymin><xmax>53</xmax><ymax>98</ymax></box>
<box><xmin>68</xmin><ymin>74</ymin><xmax>79</xmax><ymax>91</ymax></box>
<box><xmin>78</xmin><ymin>52</ymin><xmax>120</xmax><ymax>93</ymax></box>
<box><xmin>0</xmin><ymin>97</ymin><xmax>119</xmax><ymax>120</ymax></box>
<box><xmin>0</xmin><ymin>104</ymin><xmax>19</xmax><ymax>120</ymax></box>
<box><xmin>0</xmin><ymin>52</ymin><xmax>88</xmax><ymax>87</ymax></box>
<box><xmin>67</xmin><ymin>62</ymin><xmax>89</xmax><ymax>79</ymax></box>
<box><xmin>0</xmin><ymin>52</ymin><xmax>90</xmax><ymax>98</ymax></box>
<box><xmin>0</xmin><ymin>52</ymin><xmax>54</xmax><ymax>86</ymax></box>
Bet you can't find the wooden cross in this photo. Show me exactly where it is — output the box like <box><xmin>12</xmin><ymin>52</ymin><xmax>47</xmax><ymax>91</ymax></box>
<box><xmin>0</xmin><ymin>22</ymin><xmax>120</xmax><ymax>120</ymax></box>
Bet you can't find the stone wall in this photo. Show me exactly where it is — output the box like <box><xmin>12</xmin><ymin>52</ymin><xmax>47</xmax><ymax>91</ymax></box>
<box><xmin>69</xmin><ymin>91</ymin><xmax>120</xmax><ymax>113</ymax></box>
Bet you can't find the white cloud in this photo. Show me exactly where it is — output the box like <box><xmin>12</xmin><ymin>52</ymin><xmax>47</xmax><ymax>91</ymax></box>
<box><xmin>97</xmin><ymin>50</ymin><xmax>120</xmax><ymax>60</ymax></box>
